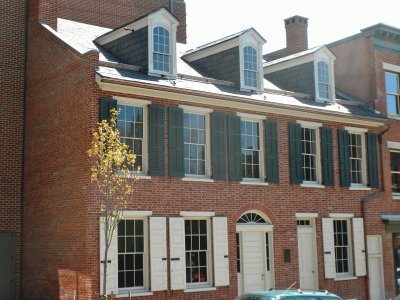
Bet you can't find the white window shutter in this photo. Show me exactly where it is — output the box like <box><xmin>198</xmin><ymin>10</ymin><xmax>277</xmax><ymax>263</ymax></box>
<box><xmin>353</xmin><ymin>218</ymin><xmax>367</xmax><ymax>276</ymax></box>
<box><xmin>150</xmin><ymin>217</ymin><xmax>168</xmax><ymax>291</ymax></box>
<box><xmin>213</xmin><ymin>217</ymin><xmax>230</xmax><ymax>286</ymax></box>
<box><xmin>99</xmin><ymin>221</ymin><xmax>118</xmax><ymax>295</ymax></box>
<box><xmin>169</xmin><ymin>217</ymin><xmax>186</xmax><ymax>290</ymax></box>
<box><xmin>322</xmin><ymin>218</ymin><xmax>336</xmax><ymax>279</ymax></box>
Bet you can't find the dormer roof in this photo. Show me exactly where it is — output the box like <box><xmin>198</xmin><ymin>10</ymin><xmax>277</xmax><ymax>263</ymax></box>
<box><xmin>182</xmin><ymin>28</ymin><xmax>266</xmax><ymax>61</ymax></box>
<box><xmin>94</xmin><ymin>7</ymin><xmax>179</xmax><ymax>46</ymax></box>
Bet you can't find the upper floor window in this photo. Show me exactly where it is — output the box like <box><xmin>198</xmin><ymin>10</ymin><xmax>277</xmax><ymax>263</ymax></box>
<box><xmin>391</xmin><ymin>151</ymin><xmax>400</xmax><ymax>195</ymax></box>
<box><xmin>348</xmin><ymin>132</ymin><xmax>365</xmax><ymax>185</ymax></box>
<box><xmin>385</xmin><ymin>71</ymin><xmax>400</xmax><ymax>116</ymax></box>
<box><xmin>241</xmin><ymin>120</ymin><xmax>261</xmax><ymax>180</ymax></box>
<box><xmin>243</xmin><ymin>46</ymin><xmax>258</xmax><ymax>88</ymax></box>
<box><xmin>317</xmin><ymin>61</ymin><xmax>330</xmax><ymax>100</ymax></box>
<box><xmin>301</xmin><ymin>127</ymin><xmax>320</xmax><ymax>183</ymax></box>
<box><xmin>116</xmin><ymin>98</ymin><xmax>150</xmax><ymax>175</ymax></box>
<box><xmin>153</xmin><ymin>26</ymin><xmax>170</xmax><ymax>73</ymax></box>
<box><xmin>184</xmin><ymin>113</ymin><xmax>206</xmax><ymax>176</ymax></box>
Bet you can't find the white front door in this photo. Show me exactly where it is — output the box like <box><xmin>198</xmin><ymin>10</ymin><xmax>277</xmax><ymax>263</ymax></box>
<box><xmin>367</xmin><ymin>235</ymin><xmax>385</xmax><ymax>300</ymax></box>
<box><xmin>242</xmin><ymin>231</ymin><xmax>267</xmax><ymax>293</ymax></box>
<box><xmin>297</xmin><ymin>221</ymin><xmax>318</xmax><ymax>290</ymax></box>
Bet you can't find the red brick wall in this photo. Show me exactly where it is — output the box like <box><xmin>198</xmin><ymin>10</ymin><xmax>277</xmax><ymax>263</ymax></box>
<box><xmin>0</xmin><ymin>0</ymin><xmax>25</xmax><ymax>298</ymax></box>
<box><xmin>330</xmin><ymin>36</ymin><xmax>375</xmax><ymax>102</ymax></box>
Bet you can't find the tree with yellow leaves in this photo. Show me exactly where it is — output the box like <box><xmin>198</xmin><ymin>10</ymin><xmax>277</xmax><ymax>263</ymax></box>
<box><xmin>87</xmin><ymin>109</ymin><xmax>136</xmax><ymax>299</ymax></box>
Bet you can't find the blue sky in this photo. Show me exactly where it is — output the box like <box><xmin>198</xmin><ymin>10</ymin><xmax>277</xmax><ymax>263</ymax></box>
<box><xmin>186</xmin><ymin>0</ymin><xmax>400</xmax><ymax>53</ymax></box>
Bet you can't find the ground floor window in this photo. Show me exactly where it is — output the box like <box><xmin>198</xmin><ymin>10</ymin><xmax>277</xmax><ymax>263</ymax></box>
<box><xmin>185</xmin><ymin>219</ymin><xmax>209</xmax><ymax>285</ymax></box>
<box><xmin>393</xmin><ymin>233</ymin><xmax>400</xmax><ymax>294</ymax></box>
<box><xmin>117</xmin><ymin>219</ymin><xmax>146</xmax><ymax>289</ymax></box>
<box><xmin>333</xmin><ymin>219</ymin><xmax>352</xmax><ymax>275</ymax></box>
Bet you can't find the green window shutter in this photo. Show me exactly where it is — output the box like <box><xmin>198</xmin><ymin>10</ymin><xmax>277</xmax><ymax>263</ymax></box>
<box><xmin>289</xmin><ymin>121</ymin><xmax>303</xmax><ymax>184</ymax></box>
<box><xmin>338</xmin><ymin>128</ymin><xmax>351</xmax><ymax>187</ymax></box>
<box><xmin>168</xmin><ymin>107</ymin><xmax>184</xmax><ymax>177</ymax></box>
<box><xmin>149</xmin><ymin>104</ymin><xmax>165</xmax><ymax>176</ymax></box>
<box><xmin>211</xmin><ymin>112</ymin><xmax>226</xmax><ymax>180</ymax></box>
<box><xmin>264</xmin><ymin>119</ymin><xmax>279</xmax><ymax>183</ymax></box>
<box><xmin>99</xmin><ymin>97</ymin><xmax>117</xmax><ymax>122</ymax></box>
<box><xmin>227</xmin><ymin>115</ymin><xmax>242</xmax><ymax>181</ymax></box>
<box><xmin>321</xmin><ymin>126</ymin><xmax>334</xmax><ymax>186</ymax></box>
<box><xmin>367</xmin><ymin>132</ymin><xmax>379</xmax><ymax>188</ymax></box>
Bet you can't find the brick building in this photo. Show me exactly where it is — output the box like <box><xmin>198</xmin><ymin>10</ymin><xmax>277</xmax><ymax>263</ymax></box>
<box><xmin>0</xmin><ymin>1</ymin><xmax>398</xmax><ymax>300</ymax></box>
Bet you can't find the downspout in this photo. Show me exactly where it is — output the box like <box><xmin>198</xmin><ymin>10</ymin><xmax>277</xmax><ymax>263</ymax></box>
<box><xmin>20</xmin><ymin>0</ymin><xmax>29</xmax><ymax>296</ymax></box>
<box><xmin>169</xmin><ymin>0</ymin><xmax>174</xmax><ymax>14</ymax></box>
<box><xmin>361</xmin><ymin>123</ymin><xmax>389</xmax><ymax>300</ymax></box>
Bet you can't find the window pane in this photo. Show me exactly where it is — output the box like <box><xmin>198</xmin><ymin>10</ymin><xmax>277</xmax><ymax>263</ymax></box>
<box><xmin>387</xmin><ymin>94</ymin><xmax>399</xmax><ymax>115</ymax></box>
<box><xmin>386</xmin><ymin>72</ymin><xmax>399</xmax><ymax>94</ymax></box>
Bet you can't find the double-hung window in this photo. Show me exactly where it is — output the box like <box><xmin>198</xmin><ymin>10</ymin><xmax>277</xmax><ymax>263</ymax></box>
<box><xmin>317</xmin><ymin>61</ymin><xmax>330</xmax><ymax>100</ymax></box>
<box><xmin>118</xmin><ymin>219</ymin><xmax>146</xmax><ymax>290</ymax></box>
<box><xmin>391</xmin><ymin>150</ymin><xmax>400</xmax><ymax>196</ymax></box>
<box><xmin>385</xmin><ymin>71</ymin><xmax>400</xmax><ymax>116</ymax></box>
<box><xmin>348</xmin><ymin>131</ymin><xmax>366</xmax><ymax>186</ymax></box>
<box><xmin>185</xmin><ymin>219</ymin><xmax>210</xmax><ymax>285</ymax></box>
<box><xmin>333</xmin><ymin>219</ymin><xmax>352</xmax><ymax>276</ymax></box>
<box><xmin>153</xmin><ymin>26</ymin><xmax>170</xmax><ymax>73</ymax></box>
<box><xmin>182</xmin><ymin>106</ymin><xmax>211</xmax><ymax>179</ymax></box>
<box><xmin>116</xmin><ymin>98</ymin><xmax>150</xmax><ymax>175</ymax></box>
<box><xmin>243</xmin><ymin>46</ymin><xmax>258</xmax><ymax>89</ymax></box>
<box><xmin>239</xmin><ymin>114</ymin><xmax>265</xmax><ymax>181</ymax></box>
<box><xmin>300</xmin><ymin>123</ymin><xmax>322</xmax><ymax>184</ymax></box>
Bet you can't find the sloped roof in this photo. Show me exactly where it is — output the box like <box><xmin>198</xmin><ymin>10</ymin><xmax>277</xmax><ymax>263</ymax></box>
<box><xmin>263</xmin><ymin>46</ymin><xmax>323</xmax><ymax>67</ymax></box>
<box><xmin>54</xmin><ymin>18</ymin><xmax>384</xmax><ymax>121</ymax></box>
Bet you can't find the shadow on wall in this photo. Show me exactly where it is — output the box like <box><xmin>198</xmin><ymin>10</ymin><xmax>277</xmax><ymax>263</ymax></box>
<box><xmin>58</xmin><ymin>269</ymin><xmax>82</xmax><ymax>300</ymax></box>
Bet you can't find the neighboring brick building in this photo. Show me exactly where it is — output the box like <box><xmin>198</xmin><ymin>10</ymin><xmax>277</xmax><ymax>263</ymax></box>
<box><xmin>0</xmin><ymin>0</ymin><xmax>26</xmax><ymax>299</ymax></box>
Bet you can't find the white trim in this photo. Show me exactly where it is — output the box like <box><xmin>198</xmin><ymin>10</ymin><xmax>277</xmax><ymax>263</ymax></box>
<box><xmin>264</xmin><ymin>54</ymin><xmax>315</xmax><ymax>74</ymax></box>
<box><xmin>314</xmin><ymin>47</ymin><xmax>336</xmax><ymax>103</ymax></box>
<box><xmin>345</xmin><ymin>126</ymin><xmax>368</xmax><ymax>134</ymax></box>
<box><xmin>184</xmin><ymin>287</ymin><xmax>217</xmax><ymax>293</ymax></box>
<box><xmin>122</xmin><ymin>211</ymin><xmax>152</xmax><ymax>217</ymax></box>
<box><xmin>239</xmin><ymin>34</ymin><xmax>264</xmax><ymax>92</ymax></box>
<box><xmin>329</xmin><ymin>213</ymin><xmax>354</xmax><ymax>218</ymax></box>
<box><xmin>179</xmin><ymin>105</ymin><xmax>213</xmax><ymax>113</ymax></box>
<box><xmin>136</xmin><ymin>175</ymin><xmax>152</xmax><ymax>180</ymax></box>
<box><xmin>388</xmin><ymin>141</ymin><xmax>400</xmax><ymax>150</ymax></box>
<box><xmin>295</xmin><ymin>212</ymin><xmax>318</xmax><ymax>218</ymax></box>
<box><xmin>349</xmin><ymin>186</ymin><xmax>371</xmax><ymax>191</ymax></box>
<box><xmin>392</xmin><ymin>194</ymin><xmax>400</xmax><ymax>200</ymax></box>
<box><xmin>383</xmin><ymin>62</ymin><xmax>400</xmax><ymax>73</ymax></box>
<box><xmin>296</xmin><ymin>120</ymin><xmax>322</xmax><ymax>128</ymax></box>
<box><xmin>237</xmin><ymin>112</ymin><xmax>266</xmax><ymax>120</ymax></box>
<box><xmin>180</xmin><ymin>211</ymin><xmax>215</xmax><ymax>217</ymax></box>
<box><xmin>181</xmin><ymin>177</ymin><xmax>214</xmax><ymax>183</ymax></box>
<box><xmin>115</xmin><ymin>291</ymin><xmax>153</xmax><ymax>298</ymax></box>
<box><xmin>300</xmin><ymin>183</ymin><xmax>325</xmax><ymax>189</ymax></box>
<box><xmin>97</xmin><ymin>80</ymin><xmax>385</xmax><ymax>128</ymax></box>
<box><xmin>334</xmin><ymin>276</ymin><xmax>357</xmax><ymax>281</ymax></box>
<box><xmin>236</xmin><ymin>224</ymin><xmax>274</xmax><ymax>232</ymax></box>
<box><xmin>240</xmin><ymin>181</ymin><xmax>268</xmax><ymax>186</ymax></box>
<box><xmin>113</xmin><ymin>96</ymin><xmax>151</xmax><ymax>106</ymax></box>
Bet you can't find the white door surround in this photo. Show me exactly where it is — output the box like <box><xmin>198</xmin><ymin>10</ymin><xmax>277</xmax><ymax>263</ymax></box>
<box><xmin>236</xmin><ymin>211</ymin><xmax>274</xmax><ymax>296</ymax></box>
<box><xmin>297</xmin><ymin>218</ymin><xmax>318</xmax><ymax>290</ymax></box>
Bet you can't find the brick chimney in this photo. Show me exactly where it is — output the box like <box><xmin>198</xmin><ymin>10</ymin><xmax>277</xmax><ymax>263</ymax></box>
<box><xmin>284</xmin><ymin>15</ymin><xmax>308</xmax><ymax>54</ymax></box>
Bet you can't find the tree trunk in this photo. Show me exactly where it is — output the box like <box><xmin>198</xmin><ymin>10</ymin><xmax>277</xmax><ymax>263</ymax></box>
<box><xmin>102</xmin><ymin>226</ymin><xmax>109</xmax><ymax>298</ymax></box>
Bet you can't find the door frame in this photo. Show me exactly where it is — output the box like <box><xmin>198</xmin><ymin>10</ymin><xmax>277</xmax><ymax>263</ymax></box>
<box><xmin>296</xmin><ymin>217</ymin><xmax>319</xmax><ymax>290</ymax></box>
<box><xmin>236</xmin><ymin>223</ymin><xmax>275</xmax><ymax>295</ymax></box>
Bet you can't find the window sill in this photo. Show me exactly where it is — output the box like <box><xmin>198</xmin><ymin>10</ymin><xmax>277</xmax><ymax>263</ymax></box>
<box><xmin>393</xmin><ymin>194</ymin><xmax>400</xmax><ymax>200</ymax></box>
<box><xmin>184</xmin><ymin>286</ymin><xmax>217</xmax><ymax>293</ymax></box>
<box><xmin>334</xmin><ymin>276</ymin><xmax>357</xmax><ymax>281</ymax></box>
<box><xmin>115</xmin><ymin>291</ymin><xmax>153</xmax><ymax>298</ymax></box>
<box><xmin>349</xmin><ymin>186</ymin><xmax>371</xmax><ymax>191</ymax></box>
<box><xmin>240</xmin><ymin>181</ymin><xmax>268</xmax><ymax>186</ymax></box>
<box><xmin>300</xmin><ymin>183</ymin><xmax>325</xmax><ymax>189</ymax></box>
<box><xmin>182</xmin><ymin>177</ymin><xmax>214</xmax><ymax>183</ymax></box>
<box><xmin>388</xmin><ymin>115</ymin><xmax>400</xmax><ymax>120</ymax></box>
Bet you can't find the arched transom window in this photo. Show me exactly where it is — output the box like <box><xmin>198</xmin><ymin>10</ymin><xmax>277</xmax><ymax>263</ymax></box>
<box><xmin>153</xmin><ymin>26</ymin><xmax>170</xmax><ymax>72</ymax></box>
<box><xmin>243</xmin><ymin>46</ymin><xmax>258</xmax><ymax>88</ymax></box>
<box><xmin>237</xmin><ymin>212</ymin><xmax>268</xmax><ymax>224</ymax></box>
<box><xmin>317</xmin><ymin>61</ymin><xmax>330</xmax><ymax>99</ymax></box>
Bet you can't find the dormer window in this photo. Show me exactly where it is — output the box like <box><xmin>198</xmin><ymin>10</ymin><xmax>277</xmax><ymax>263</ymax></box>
<box><xmin>243</xmin><ymin>46</ymin><xmax>258</xmax><ymax>88</ymax></box>
<box><xmin>153</xmin><ymin>26</ymin><xmax>170</xmax><ymax>73</ymax></box>
<box><xmin>317</xmin><ymin>61</ymin><xmax>330</xmax><ymax>99</ymax></box>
